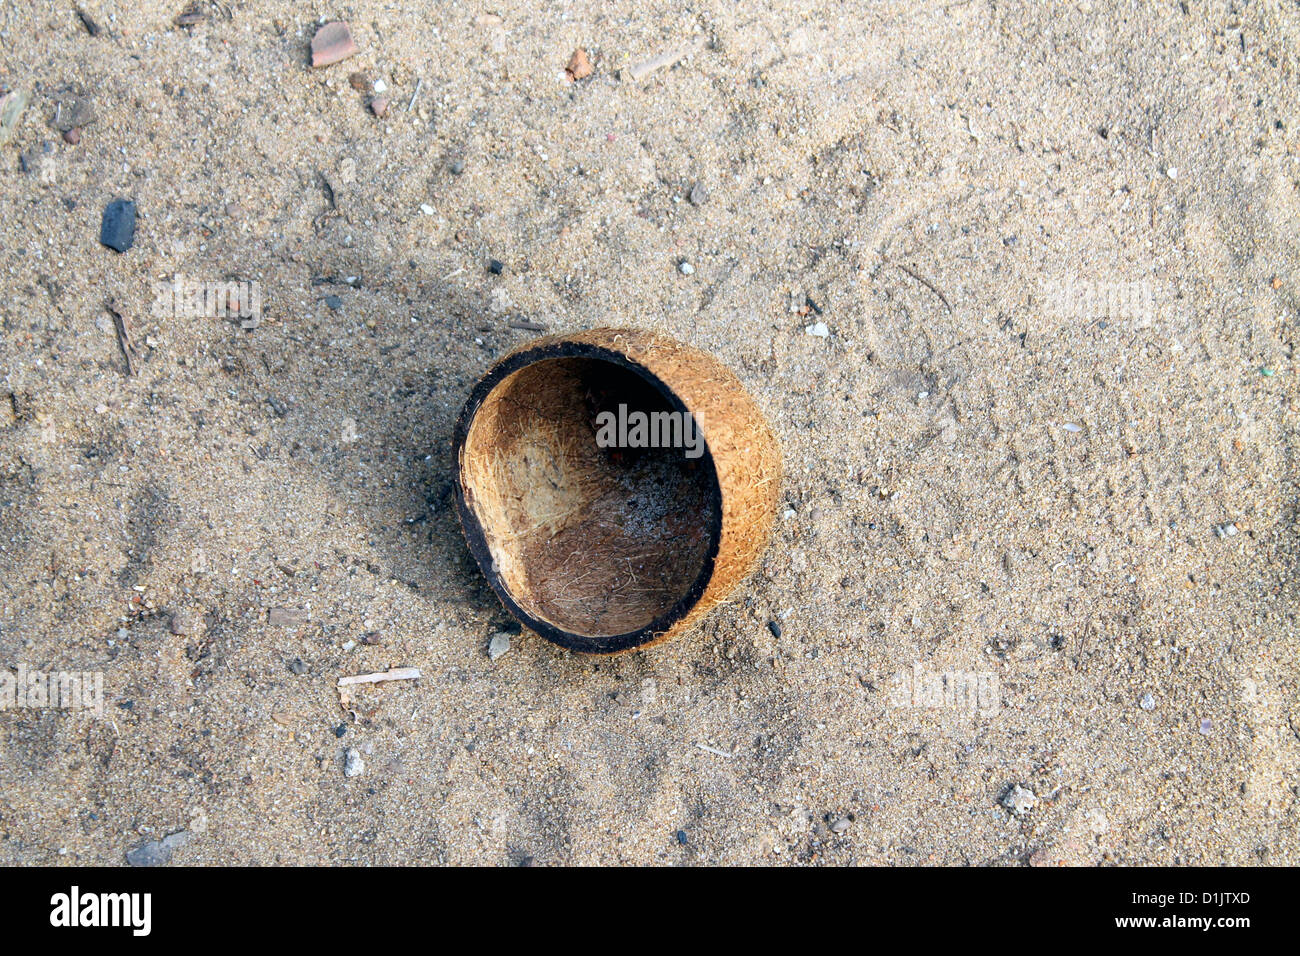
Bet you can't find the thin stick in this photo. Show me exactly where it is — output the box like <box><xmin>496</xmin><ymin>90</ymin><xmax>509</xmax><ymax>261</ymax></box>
<box><xmin>406</xmin><ymin>77</ymin><xmax>422</xmax><ymax>113</ymax></box>
<box><xmin>105</xmin><ymin>301</ymin><xmax>135</xmax><ymax>376</ymax></box>
<box><xmin>696</xmin><ymin>743</ymin><xmax>732</xmax><ymax>758</ymax></box>
<box><xmin>897</xmin><ymin>263</ymin><xmax>953</xmax><ymax>313</ymax></box>
<box><xmin>625</xmin><ymin>38</ymin><xmax>706</xmax><ymax>82</ymax></box>
<box><xmin>338</xmin><ymin>667</ymin><xmax>422</xmax><ymax>686</ymax></box>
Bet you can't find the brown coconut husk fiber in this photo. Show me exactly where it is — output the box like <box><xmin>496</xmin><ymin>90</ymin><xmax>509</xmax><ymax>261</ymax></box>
<box><xmin>453</xmin><ymin>328</ymin><xmax>783</xmax><ymax>654</ymax></box>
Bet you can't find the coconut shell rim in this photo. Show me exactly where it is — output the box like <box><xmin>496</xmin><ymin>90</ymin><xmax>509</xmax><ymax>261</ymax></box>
<box><xmin>452</xmin><ymin>338</ymin><xmax>725</xmax><ymax>654</ymax></box>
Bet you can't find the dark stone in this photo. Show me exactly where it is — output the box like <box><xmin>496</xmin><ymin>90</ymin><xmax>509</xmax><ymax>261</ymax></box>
<box><xmin>767</xmin><ymin>620</ymin><xmax>782</xmax><ymax>639</ymax></box>
<box><xmin>100</xmin><ymin>199</ymin><xmax>136</xmax><ymax>252</ymax></box>
<box><xmin>488</xmin><ymin>259</ymin><xmax>504</xmax><ymax>275</ymax></box>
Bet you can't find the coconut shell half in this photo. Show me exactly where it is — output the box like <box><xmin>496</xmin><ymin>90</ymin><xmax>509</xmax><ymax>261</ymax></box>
<box><xmin>453</xmin><ymin>327</ymin><xmax>782</xmax><ymax>654</ymax></box>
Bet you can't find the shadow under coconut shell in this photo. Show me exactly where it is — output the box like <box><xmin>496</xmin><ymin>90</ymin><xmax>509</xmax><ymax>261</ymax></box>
<box><xmin>457</xmin><ymin>352</ymin><xmax>721</xmax><ymax>649</ymax></box>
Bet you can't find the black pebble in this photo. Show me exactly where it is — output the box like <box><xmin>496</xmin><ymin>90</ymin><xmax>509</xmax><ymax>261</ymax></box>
<box><xmin>767</xmin><ymin>620</ymin><xmax>782</xmax><ymax>639</ymax></box>
<box><xmin>334</xmin><ymin>724</ymin><xmax>347</xmax><ymax>738</ymax></box>
<box><xmin>324</xmin><ymin>294</ymin><xmax>343</xmax><ymax>310</ymax></box>
<box><xmin>100</xmin><ymin>198</ymin><xmax>136</xmax><ymax>252</ymax></box>
<box><xmin>488</xmin><ymin>259</ymin><xmax>504</xmax><ymax>275</ymax></box>
<box><xmin>676</xmin><ymin>830</ymin><xmax>688</xmax><ymax>845</ymax></box>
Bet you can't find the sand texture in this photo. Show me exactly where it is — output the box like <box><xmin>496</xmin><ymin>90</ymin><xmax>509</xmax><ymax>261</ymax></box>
<box><xmin>0</xmin><ymin>1</ymin><xmax>1297</xmax><ymax>864</ymax></box>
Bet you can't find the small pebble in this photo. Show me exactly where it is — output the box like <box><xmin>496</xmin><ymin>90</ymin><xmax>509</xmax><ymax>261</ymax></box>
<box><xmin>125</xmin><ymin>830</ymin><xmax>190</xmax><ymax>867</ymax></box>
<box><xmin>1140</xmin><ymin>692</ymin><xmax>1156</xmax><ymax>711</ymax></box>
<box><xmin>311</xmin><ymin>22</ymin><xmax>359</xmax><ymax>68</ymax></box>
<box><xmin>1001</xmin><ymin>784</ymin><xmax>1036</xmax><ymax>816</ymax></box>
<box><xmin>449</xmin><ymin>159</ymin><xmax>465</xmax><ymax>175</ymax></box>
<box><xmin>334</xmin><ymin>724</ymin><xmax>348</xmax><ymax>738</ymax></box>
<box><xmin>488</xmin><ymin>632</ymin><xmax>511</xmax><ymax>660</ymax></box>
<box><xmin>99</xmin><ymin>198</ymin><xmax>137</xmax><ymax>253</ymax></box>
<box><xmin>566</xmin><ymin>48</ymin><xmax>593</xmax><ymax>80</ymax></box>
<box><xmin>488</xmin><ymin>259</ymin><xmax>505</xmax><ymax>275</ymax></box>
<box><xmin>675</xmin><ymin>829</ymin><xmax>688</xmax><ymax>845</ymax></box>
<box><xmin>0</xmin><ymin>88</ymin><xmax>29</xmax><ymax>145</ymax></box>
<box><xmin>805</xmin><ymin>321</ymin><xmax>829</xmax><ymax>337</ymax></box>
<box><xmin>288</xmin><ymin>657</ymin><xmax>308</xmax><ymax>675</ymax></box>
<box><xmin>1200</xmin><ymin>718</ymin><xmax>1213</xmax><ymax>735</ymax></box>
<box><xmin>53</xmin><ymin>96</ymin><xmax>95</xmax><ymax>132</ymax></box>
<box><xmin>324</xmin><ymin>294</ymin><xmax>343</xmax><ymax>310</ymax></box>
<box><xmin>62</xmin><ymin>127</ymin><xmax>81</xmax><ymax>145</ymax></box>
<box><xmin>767</xmin><ymin>620</ymin><xmax>782</xmax><ymax>639</ymax></box>
<box><xmin>369</xmin><ymin>96</ymin><xmax>389</xmax><ymax>117</ymax></box>
<box><xmin>343</xmin><ymin>747</ymin><xmax>365</xmax><ymax>777</ymax></box>
<box><xmin>678</xmin><ymin>261</ymin><xmax>695</xmax><ymax>275</ymax></box>
<box><xmin>830</xmin><ymin>817</ymin><xmax>851</xmax><ymax>834</ymax></box>
<box><xmin>1062</xmin><ymin>422</ymin><xmax>1082</xmax><ymax>433</ymax></box>
<box><xmin>689</xmin><ymin>182</ymin><xmax>708</xmax><ymax>206</ymax></box>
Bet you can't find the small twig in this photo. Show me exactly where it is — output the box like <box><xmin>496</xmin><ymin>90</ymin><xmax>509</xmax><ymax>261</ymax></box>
<box><xmin>696</xmin><ymin>743</ymin><xmax>732</xmax><ymax>758</ymax></box>
<box><xmin>507</xmin><ymin>319</ymin><xmax>548</xmax><ymax>332</ymax></box>
<box><xmin>625</xmin><ymin>38</ymin><xmax>706</xmax><ymax>82</ymax></box>
<box><xmin>337</xmin><ymin>667</ymin><xmax>422</xmax><ymax>686</ymax></box>
<box><xmin>406</xmin><ymin>77</ymin><xmax>422</xmax><ymax>113</ymax></box>
<box><xmin>75</xmin><ymin>6</ymin><xmax>101</xmax><ymax>37</ymax></box>
<box><xmin>105</xmin><ymin>301</ymin><xmax>135</xmax><ymax>376</ymax></box>
<box><xmin>897</xmin><ymin>263</ymin><xmax>952</xmax><ymax>313</ymax></box>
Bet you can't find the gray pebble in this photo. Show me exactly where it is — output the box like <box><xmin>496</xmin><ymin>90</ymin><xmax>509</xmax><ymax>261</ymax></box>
<box><xmin>1001</xmin><ymin>784</ymin><xmax>1036</xmax><ymax>816</ymax></box>
<box><xmin>688</xmin><ymin>182</ymin><xmax>708</xmax><ymax>206</ymax></box>
<box><xmin>678</xmin><ymin>261</ymin><xmax>695</xmax><ymax>276</ymax></box>
<box><xmin>1140</xmin><ymin>692</ymin><xmax>1156</xmax><ymax>711</ymax></box>
<box><xmin>488</xmin><ymin>632</ymin><xmax>511</xmax><ymax>660</ymax></box>
<box><xmin>125</xmin><ymin>830</ymin><xmax>190</xmax><ymax>867</ymax></box>
<box><xmin>343</xmin><ymin>747</ymin><xmax>365</xmax><ymax>777</ymax></box>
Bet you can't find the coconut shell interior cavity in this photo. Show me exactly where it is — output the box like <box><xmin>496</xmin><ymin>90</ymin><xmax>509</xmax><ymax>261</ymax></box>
<box><xmin>454</xmin><ymin>329</ymin><xmax>781</xmax><ymax>654</ymax></box>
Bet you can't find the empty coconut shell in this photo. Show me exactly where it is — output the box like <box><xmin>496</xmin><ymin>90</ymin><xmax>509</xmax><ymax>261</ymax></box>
<box><xmin>454</xmin><ymin>328</ymin><xmax>782</xmax><ymax>654</ymax></box>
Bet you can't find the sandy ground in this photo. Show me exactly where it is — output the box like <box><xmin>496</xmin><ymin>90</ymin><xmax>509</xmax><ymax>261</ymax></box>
<box><xmin>1</xmin><ymin>0</ymin><xmax>1297</xmax><ymax>865</ymax></box>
